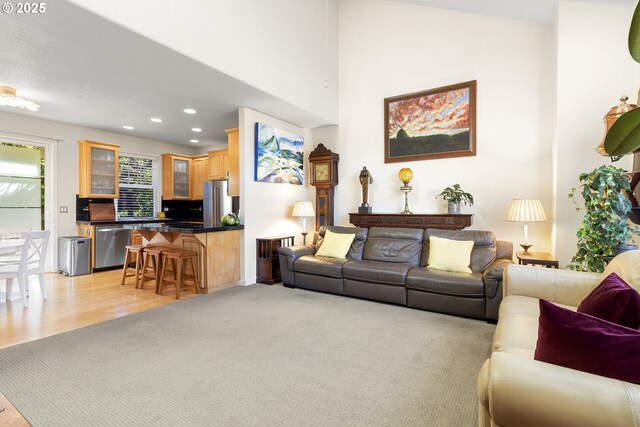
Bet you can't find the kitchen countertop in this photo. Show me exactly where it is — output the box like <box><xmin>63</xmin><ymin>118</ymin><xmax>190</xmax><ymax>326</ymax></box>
<box><xmin>76</xmin><ymin>218</ymin><xmax>175</xmax><ymax>225</ymax></box>
<box><xmin>122</xmin><ymin>223</ymin><xmax>244</xmax><ymax>234</ymax></box>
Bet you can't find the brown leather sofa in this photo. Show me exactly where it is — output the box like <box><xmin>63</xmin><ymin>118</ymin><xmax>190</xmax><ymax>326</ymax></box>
<box><xmin>278</xmin><ymin>226</ymin><xmax>513</xmax><ymax>321</ymax></box>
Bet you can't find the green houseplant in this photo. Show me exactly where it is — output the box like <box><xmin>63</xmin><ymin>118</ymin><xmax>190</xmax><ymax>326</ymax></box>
<box><xmin>604</xmin><ymin>2</ymin><xmax>640</xmax><ymax>158</ymax></box>
<box><xmin>436</xmin><ymin>184</ymin><xmax>474</xmax><ymax>214</ymax></box>
<box><xmin>567</xmin><ymin>164</ymin><xmax>638</xmax><ymax>272</ymax></box>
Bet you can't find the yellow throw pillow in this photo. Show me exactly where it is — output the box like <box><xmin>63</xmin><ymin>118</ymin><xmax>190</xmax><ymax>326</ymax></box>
<box><xmin>316</xmin><ymin>230</ymin><xmax>356</xmax><ymax>259</ymax></box>
<box><xmin>428</xmin><ymin>236</ymin><xmax>474</xmax><ymax>273</ymax></box>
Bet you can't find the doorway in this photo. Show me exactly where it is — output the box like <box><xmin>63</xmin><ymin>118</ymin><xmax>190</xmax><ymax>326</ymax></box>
<box><xmin>0</xmin><ymin>138</ymin><xmax>56</xmax><ymax>271</ymax></box>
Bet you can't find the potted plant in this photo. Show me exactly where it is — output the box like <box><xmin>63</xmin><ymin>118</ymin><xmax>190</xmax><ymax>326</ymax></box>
<box><xmin>567</xmin><ymin>164</ymin><xmax>639</xmax><ymax>272</ymax></box>
<box><xmin>436</xmin><ymin>184</ymin><xmax>474</xmax><ymax>214</ymax></box>
<box><xmin>603</xmin><ymin>3</ymin><xmax>640</xmax><ymax>225</ymax></box>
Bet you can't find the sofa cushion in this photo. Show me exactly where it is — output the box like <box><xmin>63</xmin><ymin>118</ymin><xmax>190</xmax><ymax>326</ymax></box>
<box><xmin>317</xmin><ymin>226</ymin><xmax>368</xmax><ymax>260</ymax></box>
<box><xmin>343</xmin><ymin>259</ymin><xmax>413</xmax><ymax>286</ymax></box>
<box><xmin>427</xmin><ymin>236</ymin><xmax>474</xmax><ymax>273</ymax></box>
<box><xmin>578</xmin><ymin>272</ymin><xmax>640</xmax><ymax>329</ymax></box>
<box><xmin>294</xmin><ymin>255</ymin><xmax>349</xmax><ymax>279</ymax></box>
<box><xmin>363</xmin><ymin>227</ymin><xmax>423</xmax><ymax>265</ymax></box>
<box><xmin>316</xmin><ymin>230</ymin><xmax>356</xmax><ymax>259</ymax></box>
<box><xmin>535</xmin><ymin>299</ymin><xmax>640</xmax><ymax>385</ymax></box>
<box><xmin>493</xmin><ymin>295</ymin><xmax>576</xmax><ymax>355</ymax></box>
<box><xmin>406</xmin><ymin>267</ymin><xmax>484</xmax><ymax>297</ymax></box>
<box><xmin>422</xmin><ymin>229</ymin><xmax>496</xmax><ymax>272</ymax></box>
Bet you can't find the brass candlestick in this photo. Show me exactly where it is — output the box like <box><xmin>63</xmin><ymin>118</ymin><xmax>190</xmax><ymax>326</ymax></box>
<box><xmin>398</xmin><ymin>168</ymin><xmax>414</xmax><ymax>215</ymax></box>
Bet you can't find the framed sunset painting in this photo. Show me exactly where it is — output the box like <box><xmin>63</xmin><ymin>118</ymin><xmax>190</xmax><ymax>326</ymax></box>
<box><xmin>384</xmin><ymin>80</ymin><xmax>476</xmax><ymax>163</ymax></box>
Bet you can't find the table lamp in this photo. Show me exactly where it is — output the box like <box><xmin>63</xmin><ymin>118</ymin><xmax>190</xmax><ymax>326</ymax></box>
<box><xmin>398</xmin><ymin>168</ymin><xmax>413</xmax><ymax>215</ymax></box>
<box><xmin>506</xmin><ymin>199</ymin><xmax>547</xmax><ymax>252</ymax></box>
<box><xmin>292</xmin><ymin>201</ymin><xmax>315</xmax><ymax>244</ymax></box>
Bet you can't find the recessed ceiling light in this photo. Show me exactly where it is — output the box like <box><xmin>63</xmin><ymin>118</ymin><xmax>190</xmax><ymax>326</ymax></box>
<box><xmin>150</xmin><ymin>117</ymin><xmax>163</xmax><ymax>123</ymax></box>
<box><xmin>190</xmin><ymin>139</ymin><xmax>199</xmax><ymax>143</ymax></box>
<box><xmin>192</xmin><ymin>127</ymin><xmax>202</xmax><ymax>132</ymax></box>
<box><xmin>122</xmin><ymin>125</ymin><xmax>134</xmax><ymax>130</ymax></box>
<box><xmin>183</xmin><ymin>108</ymin><xmax>196</xmax><ymax>114</ymax></box>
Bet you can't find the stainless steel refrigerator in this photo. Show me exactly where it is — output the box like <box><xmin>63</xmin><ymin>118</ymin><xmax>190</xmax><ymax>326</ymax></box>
<box><xmin>203</xmin><ymin>180</ymin><xmax>233</xmax><ymax>227</ymax></box>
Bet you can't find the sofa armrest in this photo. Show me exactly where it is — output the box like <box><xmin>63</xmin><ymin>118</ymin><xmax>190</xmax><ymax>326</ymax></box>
<box><xmin>483</xmin><ymin>259</ymin><xmax>513</xmax><ymax>298</ymax></box>
<box><xmin>277</xmin><ymin>245</ymin><xmax>316</xmax><ymax>287</ymax></box>
<box><xmin>483</xmin><ymin>259</ymin><xmax>514</xmax><ymax>321</ymax></box>
<box><xmin>278</xmin><ymin>245</ymin><xmax>316</xmax><ymax>259</ymax></box>
<box><xmin>478</xmin><ymin>352</ymin><xmax>640</xmax><ymax>427</ymax></box>
<box><xmin>504</xmin><ymin>264</ymin><xmax>601</xmax><ymax>306</ymax></box>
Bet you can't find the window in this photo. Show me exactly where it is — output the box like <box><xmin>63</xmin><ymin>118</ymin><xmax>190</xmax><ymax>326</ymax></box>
<box><xmin>0</xmin><ymin>143</ymin><xmax>45</xmax><ymax>230</ymax></box>
<box><xmin>117</xmin><ymin>155</ymin><xmax>157</xmax><ymax>218</ymax></box>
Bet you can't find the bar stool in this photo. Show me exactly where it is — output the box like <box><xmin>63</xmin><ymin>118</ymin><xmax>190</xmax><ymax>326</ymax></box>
<box><xmin>120</xmin><ymin>244</ymin><xmax>145</xmax><ymax>288</ymax></box>
<box><xmin>158</xmin><ymin>249</ymin><xmax>200</xmax><ymax>299</ymax></box>
<box><xmin>139</xmin><ymin>246</ymin><xmax>166</xmax><ymax>291</ymax></box>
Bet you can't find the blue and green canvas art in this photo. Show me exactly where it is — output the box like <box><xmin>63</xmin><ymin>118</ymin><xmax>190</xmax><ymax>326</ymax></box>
<box><xmin>254</xmin><ymin>122</ymin><xmax>304</xmax><ymax>185</ymax></box>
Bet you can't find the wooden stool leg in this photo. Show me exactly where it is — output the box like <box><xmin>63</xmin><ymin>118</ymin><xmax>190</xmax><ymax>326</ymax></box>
<box><xmin>134</xmin><ymin>251</ymin><xmax>142</xmax><ymax>289</ymax></box>
<box><xmin>154</xmin><ymin>254</ymin><xmax>161</xmax><ymax>293</ymax></box>
<box><xmin>139</xmin><ymin>253</ymin><xmax>149</xmax><ymax>290</ymax></box>
<box><xmin>158</xmin><ymin>255</ymin><xmax>168</xmax><ymax>295</ymax></box>
<box><xmin>190</xmin><ymin>257</ymin><xmax>200</xmax><ymax>294</ymax></box>
<box><xmin>175</xmin><ymin>258</ymin><xmax>182</xmax><ymax>300</ymax></box>
<box><xmin>120</xmin><ymin>248</ymin><xmax>130</xmax><ymax>286</ymax></box>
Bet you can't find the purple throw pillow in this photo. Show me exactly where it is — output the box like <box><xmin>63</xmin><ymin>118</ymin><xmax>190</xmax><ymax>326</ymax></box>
<box><xmin>535</xmin><ymin>299</ymin><xmax>640</xmax><ymax>384</ymax></box>
<box><xmin>577</xmin><ymin>272</ymin><xmax>640</xmax><ymax>329</ymax></box>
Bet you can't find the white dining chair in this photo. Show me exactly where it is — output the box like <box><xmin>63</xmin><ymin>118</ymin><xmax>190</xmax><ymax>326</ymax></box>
<box><xmin>0</xmin><ymin>227</ymin><xmax>32</xmax><ymax>265</ymax></box>
<box><xmin>1</xmin><ymin>230</ymin><xmax>50</xmax><ymax>307</ymax></box>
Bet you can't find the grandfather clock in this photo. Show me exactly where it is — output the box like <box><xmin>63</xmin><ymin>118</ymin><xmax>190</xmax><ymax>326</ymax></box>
<box><xmin>308</xmin><ymin>144</ymin><xmax>339</xmax><ymax>231</ymax></box>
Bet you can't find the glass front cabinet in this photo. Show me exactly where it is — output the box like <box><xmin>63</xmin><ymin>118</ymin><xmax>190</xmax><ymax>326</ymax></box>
<box><xmin>162</xmin><ymin>154</ymin><xmax>193</xmax><ymax>200</ymax></box>
<box><xmin>78</xmin><ymin>140</ymin><xmax>120</xmax><ymax>198</ymax></box>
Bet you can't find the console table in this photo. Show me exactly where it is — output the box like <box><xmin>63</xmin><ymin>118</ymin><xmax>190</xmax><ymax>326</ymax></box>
<box><xmin>348</xmin><ymin>213</ymin><xmax>472</xmax><ymax>230</ymax></box>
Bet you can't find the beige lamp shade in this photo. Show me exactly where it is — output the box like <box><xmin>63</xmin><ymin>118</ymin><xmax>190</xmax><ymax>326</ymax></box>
<box><xmin>506</xmin><ymin>199</ymin><xmax>547</xmax><ymax>252</ymax></box>
<box><xmin>506</xmin><ymin>199</ymin><xmax>547</xmax><ymax>222</ymax></box>
<box><xmin>292</xmin><ymin>201</ymin><xmax>315</xmax><ymax>217</ymax></box>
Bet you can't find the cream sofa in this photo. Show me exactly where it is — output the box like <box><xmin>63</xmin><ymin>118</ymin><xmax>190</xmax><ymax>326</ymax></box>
<box><xmin>477</xmin><ymin>251</ymin><xmax>640</xmax><ymax>427</ymax></box>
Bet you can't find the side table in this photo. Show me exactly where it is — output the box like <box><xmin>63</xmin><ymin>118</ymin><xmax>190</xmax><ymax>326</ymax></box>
<box><xmin>516</xmin><ymin>251</ymin><xmax>559</xmax><ymax>269</ymax></box>
<box><xmin>256</xmin><ymin>235</ymin><xmax>295</xmax><ymax>285</ymax></box>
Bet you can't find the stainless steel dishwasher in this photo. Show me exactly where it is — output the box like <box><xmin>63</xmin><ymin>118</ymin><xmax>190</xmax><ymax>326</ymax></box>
<box><xmin>94</xmin><ymin>225</ymin><xmax>131</xmax><ymax>270</ymax></box>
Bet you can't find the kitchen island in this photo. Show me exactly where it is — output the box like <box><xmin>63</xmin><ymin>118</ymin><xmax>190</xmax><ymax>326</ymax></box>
<box><xmin>123</xmin><ymin>223</ymin><xmax>244</xmax><ymax>293</ymax></box>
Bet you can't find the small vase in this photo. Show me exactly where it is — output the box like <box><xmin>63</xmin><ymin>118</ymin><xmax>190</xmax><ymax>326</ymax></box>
<box><xmin>448</xmin><ymin>202</ymin><xmax>460</xmax><ymax>214</ymax></box>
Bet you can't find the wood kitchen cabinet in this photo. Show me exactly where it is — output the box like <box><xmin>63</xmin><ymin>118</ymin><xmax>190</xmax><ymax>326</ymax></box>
<box><xmin>77</xmin><ymin>224</ymin><xmax>95</xmax><ymax>269</ymax></box>
<box><xmin>207</xmin><ymin>149</ymin><xmax>228</xmax><ymax>180</ymax></box>
<box><xmin>162</xmin><ymin>154</ymin><xmax>193</xmax><ymax>200</ymax></box>
<box><xmin>78</xmin><ymin>140</ymin><xmax>119</xmax><ymax>198</ymax></box>
<box><xmin>226</xmin><ymin>128</ymin><xmax>240</xmax><ymax>197</ymax></box>
<box><xmin>192</xmin><ymin>155</ymin><xmax>209</xmax><ymax>200</ymax></box>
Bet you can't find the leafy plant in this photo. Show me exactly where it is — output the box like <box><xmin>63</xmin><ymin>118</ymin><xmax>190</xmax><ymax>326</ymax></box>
<box><xmin>567</xmin><ymin>164</ymin><xmax>638</xmax><ymax>272</ymax></box>
<box><xmin>436</xmin><ymin>184</ymin><xmax>474</xmax><ymax>205</ymax></box>
<box><xmin>604</xmin><ymin>2</ymin><xmax>640</xmax><ymax>157</ymax></box>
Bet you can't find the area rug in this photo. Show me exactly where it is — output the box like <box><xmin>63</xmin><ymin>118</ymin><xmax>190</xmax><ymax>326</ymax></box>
<box><xmin>0</xmin><ymin>285</ymin><xmax>494</xmax><ymax>426</ymax></box>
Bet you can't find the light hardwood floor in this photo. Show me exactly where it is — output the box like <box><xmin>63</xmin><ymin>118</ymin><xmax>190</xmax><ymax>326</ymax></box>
<box><xmin>0</xmin><ymin>269</ymin><xmax>203</xmax><ymax>425</ymax></box>
<box><xmin>0</xmin><ymin>269</ymin><xmax>200</xmax><ymax>350</ymax></box>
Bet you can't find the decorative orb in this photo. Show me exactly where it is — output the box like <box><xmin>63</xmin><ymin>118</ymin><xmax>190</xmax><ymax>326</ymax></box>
<box><xmin>398</xmin><ymin>168</ymin><xmax>413</xmax><ymax>185</ymax></box>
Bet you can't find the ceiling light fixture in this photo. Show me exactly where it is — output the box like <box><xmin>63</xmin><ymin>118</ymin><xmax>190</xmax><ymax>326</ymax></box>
<box><xmin>192</xmin><ymin>127</ymin><xmax>202</xmax><ymax>132</ymax></box>
<box><xmin>150</xmin><ymin>117</ymin><xmax>163</xmax><ymax>123</ymax></box>
<box><xmin>0</xmin><ymin>86</ymin><xmax>39</xmax><ymax>112</ymax></box>
<box><xmin>184</xmin><ymin>108</ymin><xmax>196</xmax><ymax>114</ymax></box>
<box><xmin>122</xmin><ymin>125</ymin><xmax>134</xmax><ymax>130</ymax></box>
<box><xmin>190</xmin><ymin>139</ymin><xmax>199</xmax><ymax>143</ymax></box>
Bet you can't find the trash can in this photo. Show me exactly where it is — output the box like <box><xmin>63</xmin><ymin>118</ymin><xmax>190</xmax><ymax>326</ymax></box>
<box><xmin>58</xmin><ymin>236</ymin><xmax>90</xmax><ymax>276</ymax></box>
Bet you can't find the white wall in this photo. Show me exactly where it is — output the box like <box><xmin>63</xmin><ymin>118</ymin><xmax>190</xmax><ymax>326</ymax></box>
<box><xmin>553</xmin><ymin>0</ymin><xmax>638</xmax><ymax>266</ymax></box>
<box><xmin>67</xmin><ymin>0</ymin><xmax>339</xmax><ymax>125</ymax></box>
<box><xmin>238</xmin><ymin>107</ymin><xmax>314</xmax><ymax>285</ymax></box>
<box><xmin>0</xmin><ymin>110</ymin><xmax>199</xmax><ymax>268</ymax></box>
<box><xmin>335</xmin><ymin>0</ymin><xmax>555</xmax><ymax>252</ymax></box>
